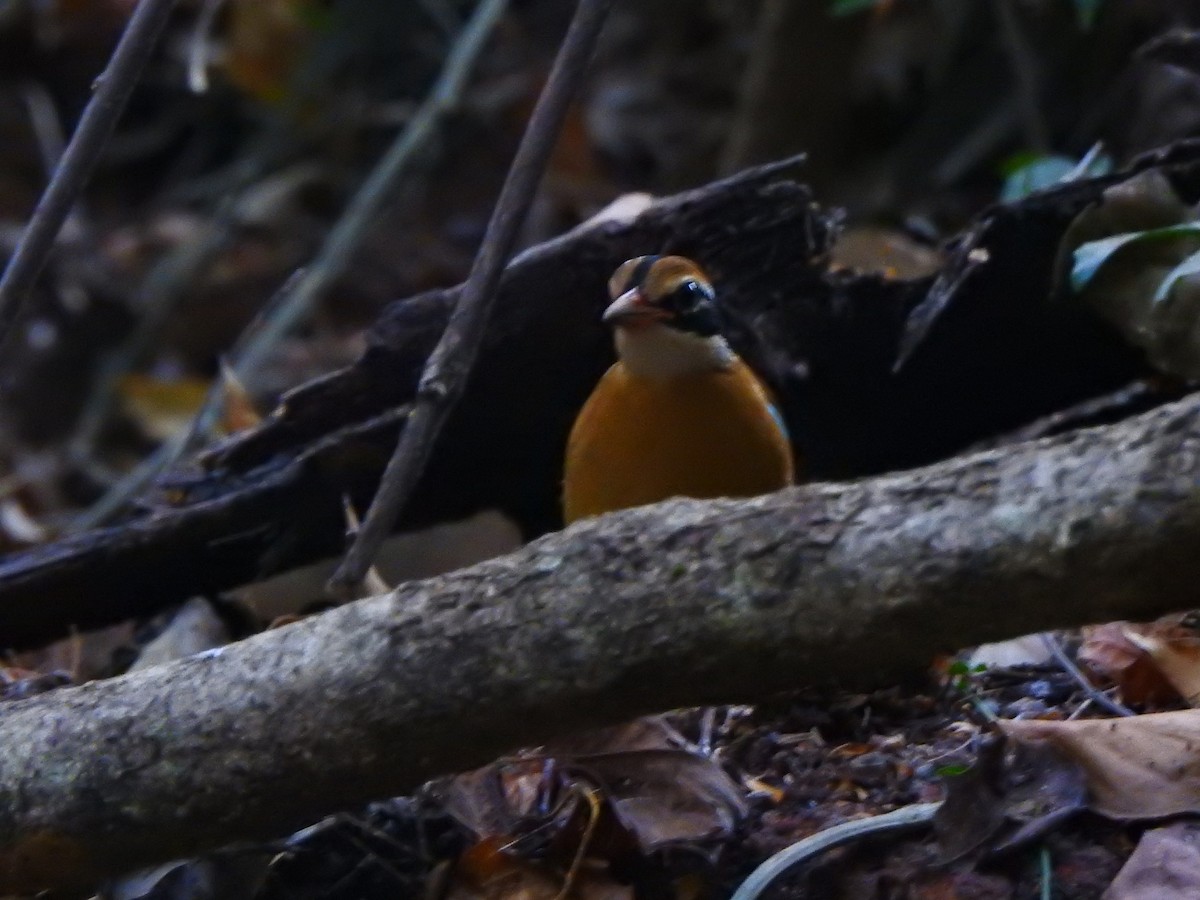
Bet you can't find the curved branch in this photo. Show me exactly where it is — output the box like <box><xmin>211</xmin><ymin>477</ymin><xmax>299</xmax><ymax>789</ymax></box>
<box><xmin>0</xmin><ymin>392</ymin><xmax>1198</xmax><ymax>891</ymax></box>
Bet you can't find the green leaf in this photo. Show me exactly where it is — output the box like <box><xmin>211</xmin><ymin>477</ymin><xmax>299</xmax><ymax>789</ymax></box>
<box><xmin>1000</xmin><ymin>146</ymin><xmax>1112</xmax><ymax>202</ymax></box>
<box><xmin>830</xmin><ymin>0</ymin><xmax>884</xmax><ymax>15</ymax></box>
<box><xmin>935</xmin><ymin>763</ymin><xmax>970</xmax><ymax>778</ymax></box>
<box><xmin>1152</xmin><ymin>247</ymin><xmax>1200</xmax><ymax>305</ymax></box>
<box><xmin>1001</xmin><ymin>156</ymin><xmax>1077</xmax><ymax>202</ymax></box>
<box><xmin>999</xmin><ymin>150</ymin><xmax>1045</xmax><ymax>177</ymax></box>
<box><xmin>1071</xmin><ymin>223</ymin><xmax>1200</xmax><ymax>294</ymax></box>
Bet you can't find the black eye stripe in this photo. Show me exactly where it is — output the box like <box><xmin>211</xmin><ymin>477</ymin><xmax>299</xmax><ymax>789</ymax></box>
<box><xmin>661</xmin><ymin>279</ymin><xmax>721</xmax><ymax>337</ymax></box>
<box><xmin>666</xmin><ymin>280</ymin><xmax>712</xmax><ymax>311</ymax></box>
<box><xmin>627</xmin><ymin>256</ymin><xmax>659</xmax><ymax>293</ymax></box>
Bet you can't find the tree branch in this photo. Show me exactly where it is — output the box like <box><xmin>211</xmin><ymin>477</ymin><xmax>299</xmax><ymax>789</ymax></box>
<box><xmin>231</xmin><ymin>0</ymin><xmax>512</xmax><ymax>384</ymax></box>
<box><xmin>1</xmin><ymin>391</ymin><xmax>1198</xmax><ymax>892</ymax></box>
<box><xmin>330</xmin><ymin>0</ymin><xmax>615</xmax><ymax>593</ymax></box>
<box><xmin>0</xmin><ymin>0</ymin><xmax>178</xmax><ymax>351</ymax></box>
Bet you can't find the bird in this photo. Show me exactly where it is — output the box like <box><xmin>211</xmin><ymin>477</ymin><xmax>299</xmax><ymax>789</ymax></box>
<box><xmin>562</xmin><ymin>255</ymin><xmax>795</xmax><ymax>523</ymax></box>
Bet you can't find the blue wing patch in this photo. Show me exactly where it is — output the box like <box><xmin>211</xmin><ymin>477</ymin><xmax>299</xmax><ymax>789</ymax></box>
<box><xmin>767</xmin><ymin>402</ymin><xmax>790</xmax><ymax>441</ymax></box>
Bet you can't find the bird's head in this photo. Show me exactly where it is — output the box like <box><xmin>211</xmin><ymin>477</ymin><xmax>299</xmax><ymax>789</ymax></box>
<box><xmin>605</xmin><ymin>255</ymin><xmax>721</xmax><ymax>335</ymax></box>
<box><xmin>603</xmin><ymin>255</ymin><xmax>733</xmax><ymax>378</ymax></box>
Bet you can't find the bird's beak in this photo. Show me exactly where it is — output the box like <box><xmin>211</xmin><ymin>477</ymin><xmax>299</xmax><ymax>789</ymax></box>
<box><xmin>602</xmin><ymin>288</ymin><xmax>665</xmax><ymax>327</ymax></box>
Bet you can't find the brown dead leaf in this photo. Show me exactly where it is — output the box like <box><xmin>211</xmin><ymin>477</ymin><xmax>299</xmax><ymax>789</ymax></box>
<box><xmin>224</xmin><ymin>0</ymin><xmax>321</xmax><ymax>103</ymax></box>
<box><xmin>546</xmin><ymin>717</ymin><xmax>686</xmax><ymax>757</ymax></box>
<box><xmin>1122</xmin><ymin>618</ymin><xmax>1200</xmax><ymax>706</ymax></box>
<box><xmin>1103</xmin><ymin>821</ymin><xmax>1200</xmax><ymax>899</ymax></box>
<box><xmin>219</xmin><ymin>361</ymin><xmax>262</xmax><ymax>435</ymax></box>
<box><xmin>829</xmin><ymin>226</ymin><xmax>942</xmax><ymax>279</ymax></box>
<box><xmin>1079</xmin><ymin>622</ymin><xmax>1180</xmax><ymax>707</ymax></box>
<box><xmin>444</xmin><ymin>758</ymin><xmax>553</xmax><ymax>842</ymax></box>
<box><xmin>549</xmin><ymin>718</ymin><xmax>746</xmax><ymax>852</ymax></box>
<box><xmin>118</xmin><ymin>373</ymin><xmax>209</xmax><ymax>441</ymax></box>
<box><xmin>1002</xmin><ymin>710</ymin><xmax>1200</xmax><ymax>819</ymax></box>
<box><xmin>447</xmin><ymin>827</ymin><xmax>632</xmax><ymax>900</ymax></box>
<box><xmin>11</xmin><ymin>620</ymin><xmax>135</xmax><ymax>684</ymax></box>
<box><xmin>120</xmin><ymin>363</ymin><xmax>264</xmax><ymax>446</ymax></box>
<box><xmin>446</xmin><ymin>851</ymin><xmax>631</xmax><ymax>900</ymax></box>
<box><xmin>744</xmin><ymin>776</ymin><xmax>785</xmax><ymax>804</ymax></box>
<box><xmin>443</xmin><ymin>716</ymin><xmax>746</xmax><ymax>893</ymax></box>
<box><xmin>935</xmin><ymin>734</ymin><xmax>1086</xmax><ymax>862</ymax></box>
<box><xmin>572</xmin><ymin>749</ymin><xmax>746</xmax><ymax>852</ymax></box>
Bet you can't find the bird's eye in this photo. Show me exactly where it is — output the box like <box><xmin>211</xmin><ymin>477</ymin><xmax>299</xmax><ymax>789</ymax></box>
<box><xmin>665</xmin><ymin>279</ymin><xmax>713</xmax><ymax>312</ymax></box>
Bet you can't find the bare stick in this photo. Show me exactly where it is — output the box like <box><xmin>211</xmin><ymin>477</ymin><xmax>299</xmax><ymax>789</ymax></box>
<box><xmin>0</xmin><ymin>0</ymin><xmax>179</xmax><ymax>351</ymax></box>
<box><xmin>329</xmin><ymin>0</ymin><xmax>615</xmax><ymax>594</ymax></box>
<box><xmin>230</xmin><ymin>0</ymin><xmax>511</xmax><ymax>382</ymax></box>
<box><xmin>19</xmin><ymin>83</ymin><xmax>69</xmax><ymax>177</ymax></box>
<box><xmin>69</xmin><ymin>0</ymin><xmax>508</xmax><ymax>527</ymax></box>
<box><xmin>1040</xmin><ymin>633</ymin><xmax>1135</xmax><ymax>718</ymax></box>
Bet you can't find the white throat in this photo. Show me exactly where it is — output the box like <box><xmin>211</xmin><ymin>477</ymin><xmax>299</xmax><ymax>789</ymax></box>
<box><xmin>614</xmin><ymin>324</ymin><xmax>735</xmax><ymax>379</ymax></box>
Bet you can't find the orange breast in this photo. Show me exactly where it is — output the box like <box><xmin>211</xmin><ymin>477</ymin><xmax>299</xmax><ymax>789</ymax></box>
<box><xmin>562</xmin><ymin>359</ymin><xmax>795</xmax><ymax>523</ymax></box>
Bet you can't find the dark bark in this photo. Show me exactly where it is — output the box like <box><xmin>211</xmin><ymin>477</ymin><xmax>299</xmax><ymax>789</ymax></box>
<box><xmin>1</xmin><ymin>391</ymin><xmax>1198</xmax><ymax>892</ymax></box>
<box><xmin>0</xmin><ymin>158</ymin><xmax>840</xmax><ymax>649</ymax></box>
<box><xmin>9</xmin><ymin>143</ymin><xmax>1200</xmax><ymax>650</ymax></box>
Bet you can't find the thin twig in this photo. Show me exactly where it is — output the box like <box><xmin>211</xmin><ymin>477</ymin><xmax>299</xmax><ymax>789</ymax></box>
<box><xmin>67</xmin><ymin>269</ymin><xmax>309</xmax><ymax>533</ymax></box>
<box><xmin>67</xmin><ymin>205</ymin><xmax>237</xmax><ymax>462</ymax></box>
<box><xmin>554</xmin><ymin>785</ymin><xmax>602</xmax><ymax>900</ymax></box>
<box><xmin>68</xmin><ymin>426</ymin><xmax>185</xmax><ymax>532</ymax></box>
<box><xmin>186</xmin><ymin>0</ymin><xmax>229</xmax><ymax>94</ymax></box>
<box><xmin>67</xmin><ymin>0</ymin><xmax>508</xmax><ymax>529</ymax></box>
<box><xmin>730</xmin><ymin>803</ymin><xmax>942</xmax><ymax>900</ymax></box>
<box><xmin>0</xmin><ymin>0</ymin><xmax>179</xmax><ymax>352</ymax></box>
<box><xmin>329</xmin><ymin>0</ymin><xmax>615</xmax><ymax>595</ymax></box>
<box><xmin>19</xmin><ymin>82</ymin><xmax>68</xmax><ymax>177</ymax></box>
<box><xmin>1040</xmin><ymin>633</ymin><xmax>1135</xmax><ymax>718</ymax></box>
<box><xmin>66</xmin><ymin>137</ymin><xmax>284</xmax><ymax>468</ymax></box>
<box><xmin>18</xmin><ymin>82</ymin><xmax>89</xmax><ymax>251</ymax></box>
<box><xmin>230</xmin><ymin>0</ymin><xmax>511</xmax><ymax>384</ymax></box>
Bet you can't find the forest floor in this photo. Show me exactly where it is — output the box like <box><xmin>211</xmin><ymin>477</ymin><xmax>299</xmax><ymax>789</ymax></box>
<box><xmin>3</xmin><ymin>2</ymin><xmax>1200</xmax><ymax>898</ymax></box>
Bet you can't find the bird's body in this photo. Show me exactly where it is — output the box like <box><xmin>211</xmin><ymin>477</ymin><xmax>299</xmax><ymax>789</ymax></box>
<box><xmin>563</xmin><ymin>255</ymin><xmax>794</xmax><ymax>523</ymax></box>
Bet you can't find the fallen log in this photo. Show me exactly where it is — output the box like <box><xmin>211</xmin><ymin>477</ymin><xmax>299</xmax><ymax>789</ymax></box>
<box><xmin>0</xmin><ymin>389</ymin><xmax>1197</xmax><ymax>892</ymax></box>
<box><xmin>11</xmin><ymin>140</ymin><xmax>1200</xmax><ymax>650</ymax></box>
<box><xmin>0</xmin><ymin>158</ymin><xmax>844</xmax><ymax>650</ymax></box>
